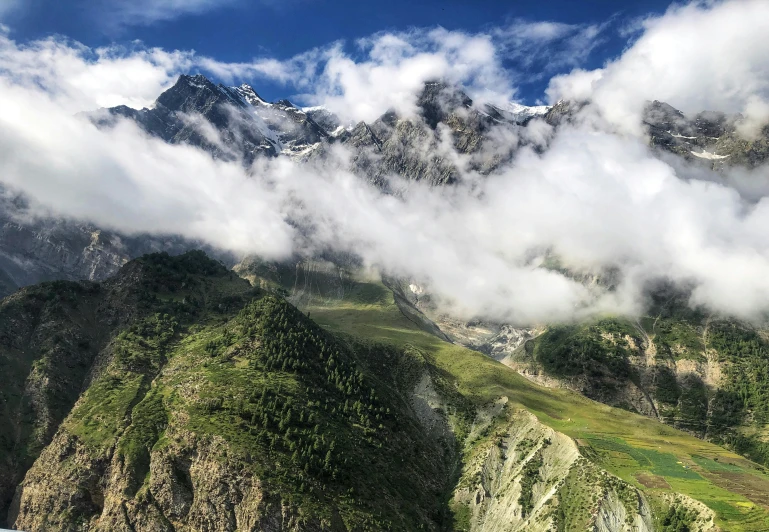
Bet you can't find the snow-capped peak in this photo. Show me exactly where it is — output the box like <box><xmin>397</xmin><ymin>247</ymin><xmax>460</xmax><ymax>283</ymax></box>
<box><xmin>503</xmin><ymin>102</ymin><xmax>551</xmax><ymax>119</ymax></box>
<box><xmin>234</xmin><ymin>84</ymin><xmax>270</xmax><ymax>107</ymax></box>
<box><xmin>183</xmin><ymin>74</ymin><xmax>212</xmax><ymax>90</ymax></box>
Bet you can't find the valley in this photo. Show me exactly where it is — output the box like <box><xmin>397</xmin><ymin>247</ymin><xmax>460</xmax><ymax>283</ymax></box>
<box><xmin>2</xmin><ymin>252</ymin><xmax>769</xmax><ymax>530</ymax></box>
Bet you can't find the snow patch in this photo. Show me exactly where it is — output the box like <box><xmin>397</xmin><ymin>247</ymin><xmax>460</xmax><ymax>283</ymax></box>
<box><xmin>185</xmin><ymin>80</ymin><xmax>208</xmax><ymax>90</ymax></box>
<box><xmin>691</xmin><ymin>150</ymin><xmax>729</xmax><ymax>160</ymax></box>
<box><xmin>247</xmin><ymin>111</ymin><xmax>282</xmax><ymax>152</ymax></box>
<box><xmin>409</xmin><ymin>283</ymin><xmax>424</xmax><ymax>295</ymax></box>
<box><xmin>490</xmin><ymin>102</ymin><xmax>551</xmax><ymax>124</ymax></box>
<box><xmin>504</xmin><ymin>102</ymin><xmax>551</xmax><ymax>118</ymax></box>
<box><xmin>280</xmin><ymin>142</ymin><xmax>321</xmax><ymax>159</ymax></box>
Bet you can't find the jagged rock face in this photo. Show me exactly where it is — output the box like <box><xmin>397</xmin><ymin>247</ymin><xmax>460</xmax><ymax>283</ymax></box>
<box><xmin>103</xmin><ymin>75</ymin><xmax>330</xmax><ymax>163</ymax></box>
<box><xmin>10</xmin><ymin>426</ymin><xmax>303</xmax><ymax>531</ymax></box>
<box><xmin>0</xmin><ymin>218</ymin><xmax>127</xmax><ymax>291</ymax></box>
<box><xmin>0</xmin><ymin>196</ymin><xmax>130</xmax><ymax>293</ymax></box>
<box><xmin>643</xmin><ymin>99</ymin><xmax>769</xmax><ymax>167</ymax></box>
<box><xmin>417</xmin><ymin>81</ymin><xmax>474</xmax><ymax>130</ymax></box>
<box><xmin>236</xmin><ymin>94</ymin><xmax>331</xmax><ymax>157</ymax></box>
<box><xmin>346</xmin><ymin>116</ymin><xmax>461</xmax><ymax>186</ymax></box>
<box><xmin>452</xmin><ymin>408</ymin><xmax>656</xmax><ymax>532</ymax></box>
<box><xmin>107</xmin><ymin>75</ymin><xmax>277</xmax><ymax>162</ymax></box>
<box><xmin>302</xmin><ymin>107</ymin><xmax>347</xmax><ymax>136</ymax></box>
<box><xmin>540</xmin><ymin>98</ymin><xmax>769</xmax><ymax>169</ymax></box>
<box><xmin>340</xmin><ymin>81</ymin><xmax>529</xmax><ymax>186</ymax></box>
<box><xmin>542</xmin><ymin>99</ymin><xmax>583</xmax><ymax>127</ymax></box>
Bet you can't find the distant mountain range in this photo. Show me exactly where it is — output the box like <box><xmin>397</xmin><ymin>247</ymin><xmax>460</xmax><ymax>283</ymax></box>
<box><xmin>1</xmin><ymin>73</ymin><xmax>760</xmax><ymax>306</ymax></box>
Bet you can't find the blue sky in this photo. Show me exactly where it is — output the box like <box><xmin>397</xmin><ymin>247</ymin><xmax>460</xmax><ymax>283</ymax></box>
<box><xmin>1</xmin><ymin>0</ymin><xmax>678</xmax><ymax>104</ymax></box>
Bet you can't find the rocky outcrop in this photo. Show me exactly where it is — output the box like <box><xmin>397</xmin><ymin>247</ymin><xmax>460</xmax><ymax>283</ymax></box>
<box><xmin>453</xmin><ymin>408</ymin><xmax>653</xmax><ymax>531</ymax></box>
<box><xmin>10</xmin><ymin>429</ymin><xmax>306</xmax><ymax>532</ymax></box>
<box><xmin>0</xmin><ymin>251</ymin><xmax>249</xmax><ymax>527</ymax></box>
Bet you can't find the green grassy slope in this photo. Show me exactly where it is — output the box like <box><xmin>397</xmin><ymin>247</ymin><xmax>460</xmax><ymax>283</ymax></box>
<box><xmin>293</xmin><ymin>278</ymin><xmax>769</xmax><ymax>531</ymax></box>
<box><xmin>10</xmin><ymin>254</ymin><xmax>458</xmax><ymax>531</ymax></box>
<box><xmin>523</xmin><ymin>312</ymin><xmax>769</xmax><ymax>468</ymax></box>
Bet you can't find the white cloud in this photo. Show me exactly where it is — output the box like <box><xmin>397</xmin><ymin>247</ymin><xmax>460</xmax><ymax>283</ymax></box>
<box><xmin>0</xmin><ymin>77</ymin><xmax>296</xmax><ymax>256</ymax></box>
<box><xmin>495</xmin><ymin>19</ymin><xmax>608</xmax><ymax>77</ymax></box>
<box><xmin>200</xmin><ymin>27</ymin><xmax>515</xmax><ymax>121</ymax></box>
<box><xmin>546</xmin><ymin>68</ymin><xmax>602</xmax><ymax>104</ymax></box>
<box><xmin>547</xmin><ymin>0</ymin><xmax>769</xmax><ymax>135</ymax></box>
<box><xmin>0</xmin><ymin>31</ymin><xmax>194</xmax><ymax>111</ymax></box>
<box><xmin>736</xmin><ymin>95</ymin><xmax>769</xmax><ymax>140</ymax></box>
<box><xmin>223</xmin><ymin>28</ymin><xmax>519</xmax><ymax>124</ymax></box>
<box><xmin>192</xmin><ymin>20</ymin><xmax>606</xmax><ymax>124</ymax></box>
<box><xmin>3</xmin><ymin>8</ymin><xmax>769</xmax><ymax>325</ymax></box>
<box><xmin>313</xmin><ymin>28</ymin><xmax>514</xmax><ymax>122</ymax></box>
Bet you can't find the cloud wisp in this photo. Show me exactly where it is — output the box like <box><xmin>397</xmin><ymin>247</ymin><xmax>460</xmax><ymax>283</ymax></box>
<box><xmin>88</xmin><ymin>0</ymin><xmax>243</xmax><ymax>31</ymax></box>
<box><xmin>2</xmin><ymin>1</ymin><xmax>769</xmax><ymax>325</ymax></box>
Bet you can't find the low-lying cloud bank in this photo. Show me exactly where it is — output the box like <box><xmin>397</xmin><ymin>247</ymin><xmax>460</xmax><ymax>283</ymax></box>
<box><xmin>2</xmin><ymin>0</ymin><xmax>769</xmax><ymax>325</ymax></box>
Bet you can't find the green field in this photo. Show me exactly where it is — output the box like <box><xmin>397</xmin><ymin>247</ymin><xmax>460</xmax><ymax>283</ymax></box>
<box><xmin>293</xmin><ymin>277</ymin><xmax>769</xmax><ymax>531</ymax></box>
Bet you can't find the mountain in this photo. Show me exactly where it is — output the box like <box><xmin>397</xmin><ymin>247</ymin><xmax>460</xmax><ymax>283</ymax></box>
<box><xmin>3</xmin><ymin>252</ymin><xmax>455</xmax><ymax>529</ymax></box>
<box><xmin>2</xmin><ymin>75</ymin><xmax>769</xmax><ymax>529</ymax></box>
<box><xmin>4</xmin><ymin>251</ymin><xmax>769</xmax><ymax>531</ymax></box>
<box><xmin>100</xmin><ymin>74</ymin><xmax>331</xmax><ymax>163</ymax></box>
<box><xmin>105</xmin><ymin>76</ymin><xmax>552</xmax><ymax>186</ymax></box>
